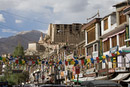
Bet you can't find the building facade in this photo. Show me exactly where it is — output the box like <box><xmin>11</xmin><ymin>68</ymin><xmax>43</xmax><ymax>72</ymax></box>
<box><xmin>48</xmin><ymin>23</ymin><xmax>85</xmax><ymax>44</ymax></box>
<box><xmin>82</xmin><ymin>18</ymin><xmax>101</xmax><ymax>73</ymax></box>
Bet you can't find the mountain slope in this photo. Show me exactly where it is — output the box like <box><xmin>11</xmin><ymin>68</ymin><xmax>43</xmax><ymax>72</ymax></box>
<box><xmin>0</xmin><ymin>30</ymin><xmax>45</xmax><ymax>55</ymax></box>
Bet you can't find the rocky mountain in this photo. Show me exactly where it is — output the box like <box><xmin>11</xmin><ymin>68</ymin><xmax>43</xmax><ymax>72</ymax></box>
<box><xmin>0</xmin><ymin>30</ymin><xmax>45</xmax><ymax>55</ymax></box>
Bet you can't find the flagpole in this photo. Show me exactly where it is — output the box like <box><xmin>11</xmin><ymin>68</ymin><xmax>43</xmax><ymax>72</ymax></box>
<box><xmin>64</xmin><ymin>50</ymin><xmax>67</xmax><ymax>85</ymax></box>
<box><xmin>87</xmin><ymin>10</ymin><xmax>100</xmax><ymax>22</ymax></box>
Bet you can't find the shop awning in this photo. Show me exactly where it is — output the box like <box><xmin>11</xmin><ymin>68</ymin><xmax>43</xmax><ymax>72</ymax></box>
<box><xmin>94</xmin><ymin>76</ymin><xmax>108</xmax><ymax>80</ymax></box>
<box><xmin>72</xmin><ymin>77</ymin><xmax>94</xmax><ymax>83</ymax></box>
<box><xmin>111</xmin><ymin>73</ymin><xmax>130</xmax><ymax>81</ymax></box>
<box><xmin>86</xmin><ymin>68</ymin><xmax>95</xmax><ymax>74</ymax></box>
<box><xmin>72</xmin><ymin>79</ymin><xmax>82</xmax><ymax>83</ymax></box>
<box><xmin>122</xmin><ymin>77</ymin><xmax>130</xmax><ymax>82</ymax></box>
<box><xmin>122</xmin><ymin>47</ymin><xmax>130</xmax><ymax>52</ymax></box>
<box><xmin>85</xmin><ymin>77</ymin><xmax>95</xmax><ymax>81</ymax></box>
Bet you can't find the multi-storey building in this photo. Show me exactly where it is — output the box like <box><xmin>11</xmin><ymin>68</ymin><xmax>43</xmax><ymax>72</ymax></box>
<box><xmin>31</xmin><ymin>1</ymin><xmax>130</xmax><ymax>84</ymax></box>
<box><xmin>99</xmin><ymin>12</ymin><xmax>117</xmax><ymax>72</ymax></box>
<box><xmin>74</xmin><ymin>40</ymin><xmax>85</xmax><ymax>75</ymax></box>
<box><xmin>75</xmin><ymin>40</ymin><xmax>85</xmax><ymax>59</ymax></box>
<box><xmin>82</xmin><ymin>18</ymin><xmax>101</xmax><ymax>73</ymax></box>
<box><xmin>48</xmin><ymin>23</ymin><xmax>85</xmax><ymax>44</ymax></box>
<box><xmin>98</xmin><ymin>1</ymin><xmax>130</xmax><ymax>79</ymax></box>
<box><xmin>123</xmin><ymin>4</ymin><xmax>130</xmax><ymax>42</ymax></box>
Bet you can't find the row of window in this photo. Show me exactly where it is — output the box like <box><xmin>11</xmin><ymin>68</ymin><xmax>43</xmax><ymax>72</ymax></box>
<box><xmin>87</xmin><ymin>26</ymin><xmax>95</xmax><ymax>43</ymax></box>
<box><xmin>103</xmin><ymin>32</ymin><xmax>126</xmax><ymax>52</ymax></box>
<box><xmin>104</xmin><ymin>10</ymin><xmax>126</xmax><ymax>31</ymax></box>
<box><xmin>87</xmin><ymin>11</ymin><xmax>127</xmax><ymax>45</ymax></box>
<box><xmin>87</xmin><ymin>11</ymin><xmax>126</xmax><ymax>44</ymax></box>
<box><xmin>77</xmin><ymin>47</ymin><xmax>85</xmax><ymax>56</ymax></box>
<box><xmin>86</xmin><ymin>32</ymin><xmax>125</xmax><ymax>55</ymax></box>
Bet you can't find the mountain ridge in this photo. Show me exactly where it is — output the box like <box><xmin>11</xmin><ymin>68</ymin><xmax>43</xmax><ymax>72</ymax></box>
<box><xmin>0</xmin><ymin>30</ymin><xmax>45</xmax><ymax>55</ymax></box>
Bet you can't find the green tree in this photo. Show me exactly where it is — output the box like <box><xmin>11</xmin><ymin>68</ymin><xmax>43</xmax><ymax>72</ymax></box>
<box><xmin>0</xmin><ymin>71</ymin><xmax>29</xmax><ymax>85</ymax></box>
<box><xmin>13</xmin><ymin>43</ymin><xmax>24</xmax><ymax>57</ymax></box>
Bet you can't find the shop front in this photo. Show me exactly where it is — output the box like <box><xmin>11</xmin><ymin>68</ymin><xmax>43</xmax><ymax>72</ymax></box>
<box><xmin>108</xmin><ymin>68</ymin><xmax>115</xmax><ymax>74</ymax></box>
<box><xmin>98</xmin><ymin>68</ymin><xmax>108</xmax><ymax>76</ymax></box>
<box><xmin>84</xmin><ymin>68</ymin><xmax>96</xmax><ymax>77</ymax></box>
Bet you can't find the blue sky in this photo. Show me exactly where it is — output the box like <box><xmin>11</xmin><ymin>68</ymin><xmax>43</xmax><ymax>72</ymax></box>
<box><xmin>0</xmin><ymin>0</ymin><xmax>124</xmax><ymax>38</ymax></box>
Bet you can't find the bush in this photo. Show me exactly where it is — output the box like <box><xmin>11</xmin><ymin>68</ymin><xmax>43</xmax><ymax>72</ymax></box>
<box><xmin>0</xmin><ymin>71</ymin><xmax>29</xmax><ymax>85</ymax></box>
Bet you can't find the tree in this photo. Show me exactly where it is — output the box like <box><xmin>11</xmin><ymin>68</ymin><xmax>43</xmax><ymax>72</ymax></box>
<box><xmin>0</xmin><ymin>71</ymin><xmax>29</xmax><ymax>85</ymax></box>
<box><xmin>13</xmin><ymin>43</ymin><xmax>24</xmax><ymax>57</ymax></box>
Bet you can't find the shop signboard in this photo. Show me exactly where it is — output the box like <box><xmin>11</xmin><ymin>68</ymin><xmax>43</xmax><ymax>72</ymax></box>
<box><xmin>126</xmin><ymin>25</ymin><xmax>129</xmax><ymax>47</ymax></box>
<box><xmin>84</xmin><ymin>73</ymin><xmax>96</xmax><ymax>77</ymax></box>
<box><xmin>98</xmin><ymin>69</ymin><xmax>107</xmax><ymax>75</ymax></box>
<box><xmin>99</xmin><ymin>39</ymin><xmax>103</xmax><ymax>56</ymax></box>
<box><xmin>75</xmin><ymin>73</ymin><xmax>83</xmax><ymax>78</ymax></box>
<box><xmin>92</xmin><ymin>51</ymin><xmax>98</xmax><ymax>60</ymax></box>
<box><xmin>108</xmin><ymin>68</ymin><xmax>115</xmax><ymax>73</ymax></box>
<box><xmin>66</xmin><ymin>54</ymin><xmax>73</xmax><ymax>60</ymax></box>
<box><xmin>86</xmin><ymin>68</ymin><xmax>95</xmax><ymax>74</ymax></box>
<box><xmin>110</xmin><ymin>46</ymin><xmax>118</xmax><ymax>53</ymax></box>
<box><xmin>115</xmin><ymin>67</ymin><xmax>127</xmax><ymax>72</ymax></box>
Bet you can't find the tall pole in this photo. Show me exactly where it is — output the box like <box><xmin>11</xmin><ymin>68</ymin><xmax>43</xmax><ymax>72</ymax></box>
<box><xmin>77</xmin><ymin>74</ymin><xmax>79</xmax><ymax>85</ymax></box>
<box><xmin>41</xmin><ymin>62</ymin><xmax>44</xmax><ymax>83</ymax></box>
<box><xmin>76</xmin><ymin>65</ymin><xmax>80</xmax><ymax>85</ymax></box>
<box><xmin>106</xmin><ymin>61</ymin><xmax>109</xmax><ymax>79</ymax></box>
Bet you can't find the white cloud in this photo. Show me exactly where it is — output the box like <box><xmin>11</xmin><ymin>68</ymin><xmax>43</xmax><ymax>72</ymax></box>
<box><xmin>15</xmin><ymin>19</ymin><xmax>22</xmax><ymax>23</ymax></box>
<box><xmin>2</xmin><ymin>29</ymin><xmax>18</xmax><ymax>34</ymax></box>
<box><xmin>38</xmin><ymin>29</ymin><xmax>48</xmax><ymax>34</ymax></box>
<box><xmin>0</xmin><ymin>14</ymin><xmax>5</xmax><ymax>22</ymax></box>
<box><xmin>0</xmin><ymin>0</ymin><xmax>19</xmax><ymax>10</ymax></box>
<box><xmin>0</xmin><ymin>0</ymin><xmax>125</xmax><ymax>24</ymax></box>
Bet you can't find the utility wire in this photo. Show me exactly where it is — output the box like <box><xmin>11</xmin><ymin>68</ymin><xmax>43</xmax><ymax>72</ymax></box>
<box><xmin>0</xmin><ymin>23</ymin><xmax>21</xmax><ymax>32</ymax></box>
<box><xmin>0</xmin><ymin>23</ymin><xmax>45</xmax><ymax>37</ymax></box>
<box><xmin>0</xmin><ymin>10</ymin><xmax>49</xmax><ymax>25</ymax></box>
<box><xmin>0</xmin><ymin>10</ymin><xmax>48</xmax><ymax>35</ymax></box>
<box><xmin>0</xmin><ymin>24</ymin><xmax>42</xmax><ymax>41</ymax></box>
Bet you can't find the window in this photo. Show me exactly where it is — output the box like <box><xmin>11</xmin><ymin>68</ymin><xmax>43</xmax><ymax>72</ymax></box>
<box><xmin>76</xmin><ymin>26</ymin><xmax>79</xmax><ymax>31</ymax></box>
<box><xmin>69</xmin><ymin>25</ymin><xmax>72</xmax><ymax>28</ymax></box>
<box><xmin>56</xmin><ymin>25</ymin><xmax>60</xmax><ymax>28</ymax></box>
<box><xmin>104</xmin><ymin>18</ymin><xmax>108</xmax><ymax>30</ymax></box>
<box><xmin>112</xmin><ymin>36</ymin><xmax>117</xmax><ymax>47</ymax></box>
<box><xmin>69</xmin><ymin>28</ymin><xmax>72</xmax><ymax>34</ymax></box>
<box><xmin>82</xmin><ymin>48</ymin><xmax>85</xmax><ymax>55</ymax></box>
<box><xmin>64</xmin><ymin>25</ymin><xmax>67</xmax><ymax>28</ymax></box>
<box><xmin>57</xmin><ymin>29</ymin><xmax>60</xmax><ymax>33</ymax></box>
<box><xmin>87</xmin><ymin>46</ymin><xmax>93</xmax><ymax>56</ymax></box>
<box><xmin>103</xmin><ymin>39</ymin><xmax>110</xmax><ymax>52</ymax></box>
<box><xmin>117</xmin><ymin>56</ymin><xmax>123</xmax><ymax>67</ymax></box>
<box><xmin>39</xmin><ymin>45</ymin><xmax>45</xmax><ymax>51</ymax></box>
<box><xmin>119</xmin><ymin>32</ymin><xmax>126</xmax><ymax>47</ymax></box>
<box><xmin>94</xmin><ymin>44</ymin><xmax>97</xmax><ymax>51</ymax></box>
<box><xmin>119</xmin><ymin>11</ymin><xmax>126</xmax><ymax>25</ymax></box>
<box><xmin>87</xmin><ymin>27</ymin><xmax>95</xmax><ymax>43</ymax></box>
